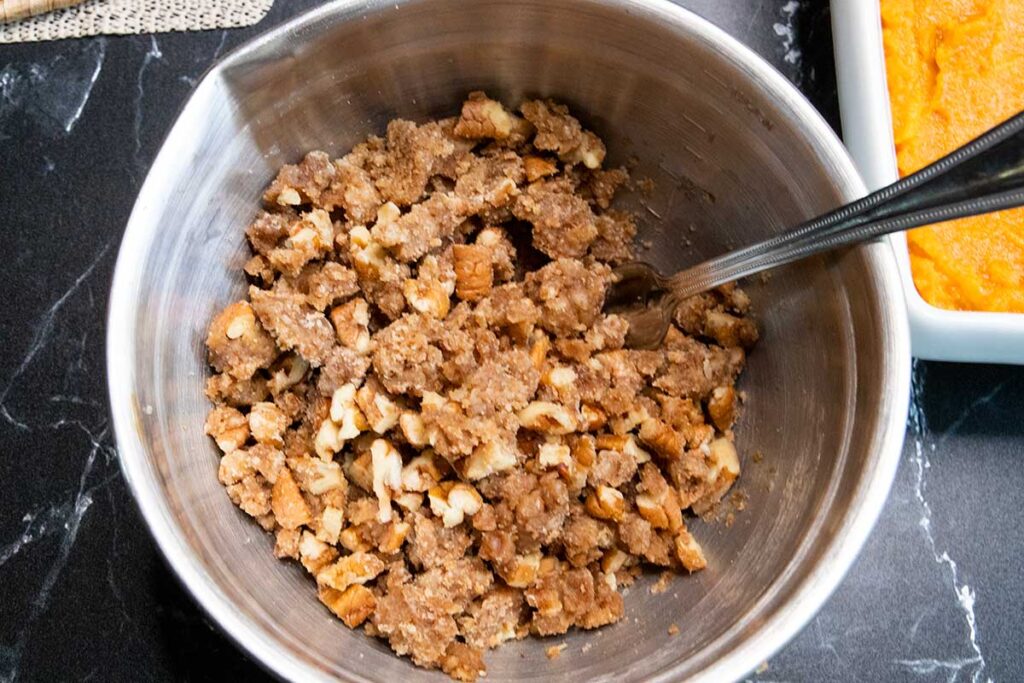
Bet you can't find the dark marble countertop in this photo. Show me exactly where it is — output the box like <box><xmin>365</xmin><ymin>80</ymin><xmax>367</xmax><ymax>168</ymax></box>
<box><xmin>1</xmin><ymin>1</ymin><xmax>1021</xmax><ymax>681</ymax></box>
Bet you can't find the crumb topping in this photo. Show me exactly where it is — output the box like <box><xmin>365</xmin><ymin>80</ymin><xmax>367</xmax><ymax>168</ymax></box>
<box><xmin>204</xmin><ymin>93</ymin><xmax>756</xmax><ymax>680</ymax></box>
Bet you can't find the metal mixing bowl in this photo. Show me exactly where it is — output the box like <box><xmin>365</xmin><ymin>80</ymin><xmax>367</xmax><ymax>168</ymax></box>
<box><xmin>106</xmin><ymin>0</ymin><xmax>911</xmax><ymax>680</ymax></box>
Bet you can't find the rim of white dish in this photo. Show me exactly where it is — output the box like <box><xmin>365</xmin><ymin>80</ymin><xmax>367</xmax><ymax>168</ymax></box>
<box><xmin>832</xmin><ymin>0</ymin><xmax>1024</xmax><ymax>364</ymax></box>
<box><xmin>106</xmin><ymin>1</ymin><xmax>912</xmax><ymax>681</ymax></box>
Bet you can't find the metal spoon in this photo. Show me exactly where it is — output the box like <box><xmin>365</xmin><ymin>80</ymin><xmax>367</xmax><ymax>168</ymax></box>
<box><xmin>606</xmin><ymin>110</ymin><xmax>1024</xmax><ymax>349</ymax></box>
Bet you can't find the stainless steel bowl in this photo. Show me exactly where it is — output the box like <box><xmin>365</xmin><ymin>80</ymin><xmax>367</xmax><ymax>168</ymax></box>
<box><xmin>107</xmin><ymin>0</ymin><xmax>911</xmax><ymax>680</ymax></box>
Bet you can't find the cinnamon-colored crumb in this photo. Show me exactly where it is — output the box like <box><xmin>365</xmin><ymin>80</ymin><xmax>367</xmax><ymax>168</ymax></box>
<box><xmin>651</xmin><ymin>570</ymin><xmax>673</xmax><ymax>595</ymax></box>
<box><xmin>546</xmin><ymin>643</ymin><xmax>568</xmax><ymax>660</ymax></box>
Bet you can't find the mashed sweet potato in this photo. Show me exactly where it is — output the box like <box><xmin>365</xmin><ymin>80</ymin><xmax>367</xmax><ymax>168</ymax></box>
<box><xmin>882</xmin><ymin>0</ymin><xmax>1024</xmax><ymax>312</ymax></box>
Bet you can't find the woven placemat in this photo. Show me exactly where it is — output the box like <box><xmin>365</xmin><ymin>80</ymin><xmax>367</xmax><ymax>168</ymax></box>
<box><xmin>1</xmin><ymin>0</ymin><xmax>275</xmax><ymax>43</ymax></box>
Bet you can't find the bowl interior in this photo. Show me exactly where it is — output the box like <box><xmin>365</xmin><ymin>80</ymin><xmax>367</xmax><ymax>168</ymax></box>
<box><xmin>110</xmin><ymin>1</ymin><xmax>907</xmax><ymax>681</ymax></box>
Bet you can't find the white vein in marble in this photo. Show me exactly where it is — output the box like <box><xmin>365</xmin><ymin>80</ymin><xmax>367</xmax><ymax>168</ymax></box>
<box><xmin>0</xmin><ymin>39</ymin><xmax>106</xmax><ymax>142</ymax></box>
<box><xmin>902</xmin><ymin>362</ymin><xmax>991</xmax><ymax>683</ymax></box>
<box><xmin>134</xmin><ymin>35</ymin><xmax>164</xmax><ymax>172</ymax></box>
<box><xmin>212</xmin><ymin>29</ymin><xmax>229</xmax><ymax>60</ymax></box>
<box><xmin>0</xmin><ymin>241</ymin><xmax>112</xmax><ymax>432</ymax></box>
<box><xmin>772</xmin><ymin>0</ymin><xmax>802</xmax><ymax>68</ymax></box>
<box><xmin>0</xmin><ymin>419</ymin><xmax>117</xmax><ymax>683</ymax></box>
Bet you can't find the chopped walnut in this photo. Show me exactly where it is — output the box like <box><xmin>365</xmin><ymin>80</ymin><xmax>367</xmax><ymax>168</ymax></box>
<box><xmin>474</xmin><ymin>226</ymin><xmax>516</xmax><ymax>282</ymax></box>
<box><xmin>320</xmin><ymin>583</ymin><xmax>376</xmax><ymax>627</ymax></box>
<box><xmin>267</xmin><ymin>209</ymin><xmax>334</xmax><ymax>276</ymax></box>
<box><xmin>538</xmin><ymin>440</ymin><xmax>572</xmax><ymax>469</ymax></box>
<box><xmin>399</xmin><ymin>412</ymin><xmax>429</xmax><ymax>448</ymax></box>
<box><xmin>372</xmin><ymin>192</ymin><xmax>468</xmax><ymax>262</ymax></box>
<box><xmin>248</xmin><ymin>401</ymin><xmax>288</xmax><ymax>446</ymax></box>
<box><xmin>271</xmin><ymin>468</ymin><xmax>312</xmax><ymax>530</ymax></box>
<box><xmin>206</xmin><ymin>301</ymin><xmax>279</xmax><ymax>380</ymax></box>
<box><xmin>692</xmin><ymin>437</ymin><xmax>741</xmax><ymax>515</ymax></box>
<box><xmin>518</xmin><ymin>401</ymin><xmax>577</xmax><ymax>435</ymax></box>
<box><xmin>401</xmin><ymin>451</ymin><xmax>444</xmax><ymax>492</ymax></box>
<box><xmin>523</xmin><ymin>155</ymin><xmax>558</xmax><ymax>182</ymax></box>
<box><xmin>356</xmin><ymin>377</ymin><xmax>401</xmax><ymax>434</ymax></box>
<box><xmin>267</xmin><ymin>354</ymin><xmax>308</xmax><ymax>395</ymax></box>
<box><xmin>263</xmin><ymin>150</ymin><xmax>336</xmax><ymax>207</ymax></box>
<box><xmin>318</xmin><ymin>551</ymin><xmax>386</xmax><ymax>592</ymax></box>
<box><xmin>638</xmin><ymin>417</ymin><xmax>685</xmax><ymax>460</ymax></box>
<box><xmin>404</xmin><ymin>253</ymin><xmax>454</xmax><ymax>318</ymax></box>
<box><xmin>584</xmin><ymin>485</ymin><xmax>625</xmax><ymax>522</ymax></box>
<box><xmin>452</xmin><ymin>244</ymin><xmax>494</xmax><ymax>302</ymax></box>
<box><xmin>298</xmin><ymin>530</ymin><xmax>338</xmax><ymax>575</ymax></box>
<box><xmin>205</xmin><ymin>405</ymin><xmax>249</xmax><ymax>453</ymax></box>
<box><xmin>463</xmin><ymin>440</ymin><xmax>518</xmax><ymax>481</ymax></box>
<box><xmin>314</xmin><ymin>383</ymin><xmax>367</xmax><ymax>460</ymax></box>
<box><xmin>501</xmin><ymin>552</ymin><xmax>541</xmax><ymax>588</ymax></box>
<box><xmin>708</xmin><ymin>385</ymin><xmax>737</xmax><ymax>431</ymax></box>
<box><xmin>635</xmin><ymin>464</ymin><xmax>683</xmax><ymax>532</ymax></box>
<box><xmin>329</xmin><ymin>297</ymin><xmax>372</xmax><ymax>353</ymax></box>
<box><xmin>429</xmin><ymin>481</ymin><xmax>484</xmax><ymax>528</ymax></box>
<box><xmin>454</xmin><ymin>91</ymin><xmax>517</xmax><ymax>140</ymax></box>
<box><xmin>674</xmin><ymin>525</ymin><xmax>707</xmax><ymax>572</ymax></box>
<box><xmin>371</xmin><ymin>438</ymin><xmax>403</xmax><ymax>523</ymax></box>
<box><xmin>205</xmin><ymin>92</ymin><xmax>757</xmax><ymax>682</ymax></box>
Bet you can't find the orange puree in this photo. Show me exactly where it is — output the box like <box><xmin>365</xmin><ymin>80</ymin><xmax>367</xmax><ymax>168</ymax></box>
<box><xmin>882</xmin><ymin>0</ymin><xmax>1024</xmax><ymax>312</ymax></box>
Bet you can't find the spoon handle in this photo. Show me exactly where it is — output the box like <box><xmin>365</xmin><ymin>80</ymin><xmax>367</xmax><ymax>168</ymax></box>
<box><xmin>667</xmin><ymin>109</ymin><xmax>1024</xmax><ymax>300</ymax></box>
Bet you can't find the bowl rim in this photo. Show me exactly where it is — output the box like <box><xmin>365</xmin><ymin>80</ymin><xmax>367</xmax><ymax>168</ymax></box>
<box><xmin>106</xmin><ymin>1</ymin><xmax>912</xmax><ymax>680</ymax></box>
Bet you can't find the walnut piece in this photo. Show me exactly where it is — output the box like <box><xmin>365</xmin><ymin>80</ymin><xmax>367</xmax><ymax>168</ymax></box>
<box><xmin>330</xmin><ymin>297</ymin><xmax>372</xmax><ymax>353</ymax></box>
<box><xmin>454</xmin><ymin>91</ymin><xmax>516</xmax><ymax>140</ymax></box>
<box><xmin>205</xmin><ymin>405</ymin><xmax>249</xmax><ymax>453</ymax></box>
<box><xmin>518</xmin><ymin>401</ymin><xmax>577</xmax><ymax>435</ymax></box>
<box><xmin>371</xmin><ymin>438</ymin><xmax>403</xmax><ymax>523</ymax></box>
<box><xmin>428</xmin><ymin>481</ymin><xmax>484</xmax><ymax>528</ymax></box>
<box><xmin>453</xmin><ymin>244</ymin><xmax>494</xmax><ymax>302</ymax></box>
<box><xmin>320</xmin><ymin>583</ymin><xmax>377</xmax><ymax>627</ymax></box>
<box><xmin>315</xmin><ymin>384</ymin><xmax>367</xmax><ymax>460</ymax></box>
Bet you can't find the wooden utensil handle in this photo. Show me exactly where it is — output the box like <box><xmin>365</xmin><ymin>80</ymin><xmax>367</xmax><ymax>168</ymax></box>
<box><xmin>1</xmin><ymin>0</ymin><xmax>87</xmax><ymax>23</ymax></box>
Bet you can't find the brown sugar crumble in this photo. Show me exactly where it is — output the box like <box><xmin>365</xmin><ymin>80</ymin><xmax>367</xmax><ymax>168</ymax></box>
<box><xmin>650</xmin><ymin>570</ymin><xmax>673</xmax><ymax>595</ymax></box>
<box><xmin>546</xmin><ymin>642</ymin><xmax>568</xmax><ymax>660</ymax></box>
<box><xmin>203</xmin><ymin>92</ymin><xmax>758</xmax><ymax>681</ymax></box>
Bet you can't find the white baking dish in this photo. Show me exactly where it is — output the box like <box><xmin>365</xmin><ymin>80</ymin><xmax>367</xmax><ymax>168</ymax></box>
<box><xmin>831</xmin><ymin>0</ymin><xmax>1024</xmax><ymax>364</ymax></box>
